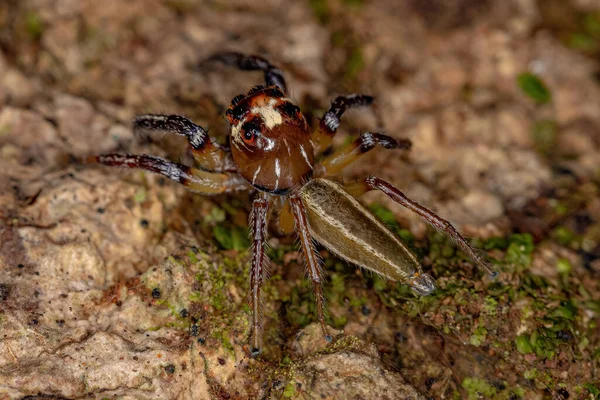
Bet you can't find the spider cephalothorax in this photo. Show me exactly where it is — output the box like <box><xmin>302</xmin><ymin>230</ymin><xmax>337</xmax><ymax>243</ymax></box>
<box><xmin>227</xmin><ymin>85</ymin><xmax>314</xmax><ymax>194</ymax></box>
<box><xmin>89</xmin><ymin>51</ymin><xmax>495</xmax><ymax>356</ymax></box>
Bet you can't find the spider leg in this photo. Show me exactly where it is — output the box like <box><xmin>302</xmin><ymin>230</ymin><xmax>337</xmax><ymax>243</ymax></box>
<box><xmin>290</xmin><ymin>196</ymin><xmax>331</xmax><ymax>341</ymax></box>
<box><xmin>249</xmin><ymin>195</ymin><xmax>270</xmax><ymax>356</ymax></box>
<box><xmin>86</xmin><ymin>154</ymin><xmax>248</xmax><ymax>194</ymax></box>
<box><xmin>345</xmin><ymin>176</ymin><xmax>496</xmax><ymax>277</ymax></box>
<box><xmin>313</xmin><ymin>94</ymin><xmax>375</xmax><ymax>155</ymax></box>
<box><xmin>317</xmin><ymin>132</ymin><xmax>411</xmax><ymax>177</ymax></box>
<box><xmin>204</xmin><ymin>52</ymin><xmax>287</xmax><ymax>94</ymax></box>
<box><xmin>134</xmin><ymin>114</ymin><xmax>234</xmax><ymax>172</ymax></box>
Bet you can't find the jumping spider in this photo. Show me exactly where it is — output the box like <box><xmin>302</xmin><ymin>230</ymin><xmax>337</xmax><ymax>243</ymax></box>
<box><xmin>88</xmin><ymin>52</ymin><xmax>495</xmax><ymax>356</ymax></box>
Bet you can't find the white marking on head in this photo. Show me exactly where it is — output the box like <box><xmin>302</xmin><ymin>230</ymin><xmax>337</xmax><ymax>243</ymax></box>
<box><xmin>274</xmin><ymin>158</ymin><xmax>281</xmax><ymax>190</ymax></box>
<box><xmin>231</xmin><ymin>122</ymin><xmax>243</xmax><ymax>147</ymax></box>
<box><xmin>231</xmin><ymin>122</ymin><xmax>254</xmax><ymax>153</ymax></box>
<box><xmin>251</xmin><ymin>98</ymin><xmax>283</xmax><ymax>129</ymax></box>
<box><xmin>264</xmin><ymin>136</ymin><xmax>276</xmax><ymax>151</ymax></box>
<box><xmin>252</xmin><ymin>165</ymin><xmax>262</xmax><ymax>185</ymax></box>
<box><xmin>299</xmin><ymin>145</ymin><xmax>313</xmax><ymax>170</ymax></box>
<box><xmin>283</xmin><ymin>138</ymin><xmax>292</xmax><ymax>156</ymax></box>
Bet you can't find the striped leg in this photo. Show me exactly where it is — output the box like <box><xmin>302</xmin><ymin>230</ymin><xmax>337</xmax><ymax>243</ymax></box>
<box><xmin>86</xmin><ymin>154</ymin><xmax>248</xmax><ymax>194</ymax></box>
<box><xmin>345</xmin><ymin>176</ymin><xmax>497</xmax><ymax>278</ymax></box>
<box><xmin>134</xmin><ymin>114</ymin><xmax>234</xmax><ymax>172</ymax></box>
<box><xmin>290</xmin><ymin>196</ymin><xmax>331</xmax><ymax>341</ymax></box>
<box><xmin>249</xmin><ymin>196</ymin><xmax>270</xmax><ymax>356</ymax></box>
<box><xmin>313</xmin><ymin>94</ymin><xmax>374</xmax><ymax>155</ymax></box>
<box><xmin>318</xmin><ymin>132</ymin><xmax>411</xmax><ymax>177</ymax></box>
<box><xmin>204</xmin><ymin>52</ymin><xmax>287</xmax><ymax>94</ymax></box>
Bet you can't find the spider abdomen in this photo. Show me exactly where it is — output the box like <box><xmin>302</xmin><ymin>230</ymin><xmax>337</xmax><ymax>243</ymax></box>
<box><xmin>298</xmin><ymin>178</ymin><xmax>435</xmax><ymax>295</ymax></box>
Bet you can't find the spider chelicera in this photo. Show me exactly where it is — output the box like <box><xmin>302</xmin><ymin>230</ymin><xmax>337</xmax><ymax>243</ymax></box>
<box><xmin>87</xmin><ymin>52</ymin><xmax>495</xmax><ymax>356</ymax></box>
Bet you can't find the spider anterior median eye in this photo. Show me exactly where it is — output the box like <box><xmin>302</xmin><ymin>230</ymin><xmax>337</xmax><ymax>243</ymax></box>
<box><xmin>242</xmin><ymin>120</ymin><xmax>261</xmax><ymax>144</ymax></box>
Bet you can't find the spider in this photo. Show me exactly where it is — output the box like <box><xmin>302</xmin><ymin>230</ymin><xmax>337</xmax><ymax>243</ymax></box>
<box><xmin>87</xmin><ymin>52</ymin><xmax>495</xmax><ymax>356</ymax></box>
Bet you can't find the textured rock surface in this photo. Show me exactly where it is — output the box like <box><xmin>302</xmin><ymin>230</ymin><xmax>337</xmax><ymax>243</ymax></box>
<box><xmin>1</xmin><ymin>0</ymin><xmax>599</xmax><ymax>399</ymax></box>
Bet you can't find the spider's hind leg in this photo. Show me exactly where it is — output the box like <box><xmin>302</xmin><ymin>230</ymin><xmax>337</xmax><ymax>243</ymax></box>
<box><xmin>345</xmin><ymin>176</ymin><xmax>496</xmax><ymax>278</ymax></box>
<box><xmin>204</xmin><ymin>51</ymin><xmax>287</xmax><ymax>94</ymax></box>
<box><xmin>290</xmin><ymin>196</ymin><xmax>331</xmax><ymax>341</ymax></box>
<box><xmin>249</xmin><ymin>196</ymin><xmax>270</xmax><ymax>356</ymax></box>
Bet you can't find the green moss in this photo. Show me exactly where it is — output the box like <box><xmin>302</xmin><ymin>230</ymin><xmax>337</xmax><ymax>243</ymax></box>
<box><xmin>462</xmin><ymin>377</ymin><xmax>497</xmax><ymax>399</ymax></box>
<box><xmin>567</xmin><ymin>32</ymin><xmax>599</xmax><ymax>51</ymax></box>
<box><xmin>565</xmin><ymin>11</ymin><xmax>600</xmax><ymax>52</ymax></box>
<box><xmin>462</xmin><ymin>377</ymin><xmax>525</xmax><ymax>400</ymax></box>
<box><xmin>211</xmin><ymin>329</ymin><xmax>234</xmax><ymax>354</ymax></box>
<box><xmin>25</xmin><ymin>12</ymin><xmax>44</xmax><ymax>41</ymax></box>
<box><xmin>133</xmin><ymin>187</ymin><xmax>147</xmax><ymax>203</ymax></box>
<box><xmin>344</xmin><ymin>45</ymin><xmax>365</xmax><ymax>82</ymax></box>
<box><xmin>531</xmin><ymin>119</ymin><xmax>557</xmax><ymax>155</ymax></box>
<box><xmin>517</xmin><ymin>72</ymin><xmax>552</xmax><ymax>104</ymax></box>
<box><xmin>556</xmin><ymin>258</ymin><xmax>572</xmax><ymax>275</ymax></box>
<box><xmin>552</xmin><ymin>226</ymin><xmax>576</xmax><ymax>246</ymax></box>
<box><xmin>371</xmin><ymin>204</ymin><xmax>416</xmax><ymax>244</ymax></box>
<box><xmin>285</xmin><ymin>281</ymin><xmax>315</xmax><ymax>328</ymax></box>
<box><xmin>372</xmin><ymin>274</ymin><xmax>388</xmax><ymax>293</ymax></box>
<box><xmin>213</xmin><ymin>225</ymin><xmax>250</xmax><ymax>251</ymax></box>
<box><xmin>329</xmin><ymin>273</ymin><xmax>346</xmax><ymax>304</ymax></box>
<box><xmin>504</xmin><ymin>233</ymin><xmax>534</xmax><ymax>270</ymax></box>
<box><xmin>332</xmin><ymin>315</ymin><xmax>348</xmax><ymax>328</ymax></box>
<box><xmin>469</xmin><ymin>325</ymin><xmax>488</xmax><ymax>347</ymax></box>
<box><xmin>523</xmin><ymin>368</ymin><xmax>537</xmax><ymax>380</ymax></box>
<box><xmin>204</xmin><ymin>207</ymin><xmax>226</xmax><ymax>224</ymax></box>
<box><xmin>483</xmin><ymin>296</ymin><xmax>498</xmax><ymax>316</ymax></box>
<box><xmin>549</xmin><ymin>299</ymin><xmax>577</xmax><ymax>320</ymax></box>
<box><xmin>309</xmin><ymin>0</ymin><xmax>330</xmax><ymax>23</ymax></box>
<box><xmin>584</xmin><ymin>383</ymin><xmax>600</xmax><ymax>396</ymax></box>
<box><xmin>529</xmin><ymin>329</ymin><xmax>557</xmax><ymax>359</ymax></box>
<box><xmin>282</xmin><ymin>381</ymin><xmax>298</xmax><ymax>398</ymax></box>
<box><xmin>515</xmin><ymin>334</ymin><xmax>534</xmax><ymax>354</ymax></box>
<box><xmin>481</xmin><ymin>236</ymin><xmax>510</xmax><ymax>250</ymax></box>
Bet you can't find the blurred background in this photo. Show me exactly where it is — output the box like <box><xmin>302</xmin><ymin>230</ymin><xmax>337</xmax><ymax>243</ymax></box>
<box><xmin>0</xmin><ymin>0</ymin><xmax>599</xmax><ymax>399</ymax></box>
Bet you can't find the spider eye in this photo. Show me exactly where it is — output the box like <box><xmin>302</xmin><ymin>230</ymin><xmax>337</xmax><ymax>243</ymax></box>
<box><xmin>278</xmin><ymin>102</ymin><xmax>300</xmax><ymax>118</ymax></box>
<box><xmin>241</xmin><ymin>119</ymin><xmax>262</xmax><ymax>145</ymax></box>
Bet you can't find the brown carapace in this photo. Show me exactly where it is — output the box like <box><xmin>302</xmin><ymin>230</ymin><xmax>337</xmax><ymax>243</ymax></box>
<box><xmin>87</xmin><ymin>52</ymin><xmax>496</xmax><ymax>356</ymax></box>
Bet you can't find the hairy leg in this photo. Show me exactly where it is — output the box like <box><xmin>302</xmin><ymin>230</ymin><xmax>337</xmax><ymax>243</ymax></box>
<box><xmin>204</xmin><ymin>52</ymin><xmax>287</xmax><ymax>93</ymax></box>
<box><xmin>249</xmin><ymin>195</ymin><xmax>270</xmax><ymax>356</ymax></box>
<box><xmin>313</xmin><ymin>94</ymin><xmax>374</xmax><ymax>155</ymax></box>
<box><xmin>290</xmin><ymin>196</ymin><xmax>331</xmax><ymax>341</ymax></box>
<box><xmin>134</xmin><ymin>114</ymin><xmax>234</xmax><ymax>172</ymax></box>
<box><xmin>317</xmin><ymin>132</ymin><xmax>411</xmax><ymax>177</ymax></box>
<box><xmin>345</xmin><ymin>176</ymin><xmax>496</xmax><ymax>277</ymax></box>
<box><xmin>86</xmin><ymin>154</ymin><xmax>248</xmax><ymax>194</ymax></box>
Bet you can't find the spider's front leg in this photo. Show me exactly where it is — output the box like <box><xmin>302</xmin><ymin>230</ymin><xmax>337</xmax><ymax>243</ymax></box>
<box><xmin>345</xmin><ymin>176</ymin><xmax>497</xmax><ymax>277</ymax></box>
<box><xmin>313</xmin><ymin>94</ymin><xmax>375</xmax><ymax>155</ymax></box>
<box><xmin>290</xmin><ymin>196</ymin><xmax>331</xmax><ymax>341</ymax></box>
<box><xmin>249</xmin><ymin>195</ymin><xmax>270</xmax><ymax>356</ymax></box>
<box><xmin>134</xmin><ymin>114</ymin><xmax>234</xmax><ymax>172</ymax></box>
<box><xmin>86</xmin><ymin>154</ymin><xmax>248</xmax><ymax>194</ymax></box>
<box><xmin>204</xmin><ymin>51</ymin><xmax>287</xmax><ymax>94</ymax></box>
